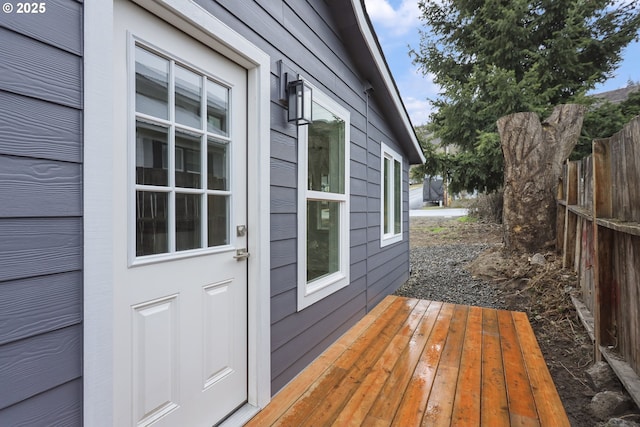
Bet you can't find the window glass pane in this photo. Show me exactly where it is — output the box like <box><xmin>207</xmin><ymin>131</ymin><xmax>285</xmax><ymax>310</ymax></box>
<box><xmin>207</xmin><ymin>81</ymin><xmax>229</xmax><ymax>136</ymax></box>
<box><xmin>175</xmin><ymin>132</ymin><xmax>201</xmax><ymax>189</ymax></box>
<box><xmin>175</xmin><ymin>65</ymin><xmax>202</xmax><ymax>129</ymax></box>
<box><xmin>207</xmin><ymin>139</ymin><xmax>228</xmax><ymax>190</ymax></box>
<box><xmin>136</xmin><ymin>191</ymin><xmax>168</xmax><ymax>256</ymax></box>
<box><xmin>208</xmin><ymin>195</ymin><xmax>228</xmax><ymax>246</ymax></box>
<box><xmin>308</xmin><ymin>102</ymin><xmax>345</xmax><ymax>193</ymax></box>
<box><xmin>394</xmin><ymin>160</ymin><xmax>401</xmax><ymax>234</ymax></box>
<box><xmin>175</xmin><ymin>193</ymin><xmax>201</xmax><ymax>251</ymax></box>
<box><xmin>135</xmin><ymin>46</ymin><xmax>169</xmax><ymax>119</ymax></box>
<box><xmin>136</xmin><ymin>121</ymin><xmax>168</xmax><ymax>186</ymax></box>
<box><xmin>383</xmin><ymin>157</ymin><xmax>390</xmax><ymax>234</ymax></box>
<box><xmin>307</xmin><ymin>200</ymin><xmax>340</xmax><ymax>282</ymax></box>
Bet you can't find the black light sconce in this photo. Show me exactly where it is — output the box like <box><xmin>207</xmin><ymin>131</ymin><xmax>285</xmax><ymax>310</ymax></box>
<box><xmin>278</xmin><ymin>60</ymin><xmax>312</xmax><ymax>126</ymax></box>
<box><xmin>287</xmin><ymin>78</ymin><xmax>312</xmax><ymax>125</ymax></box>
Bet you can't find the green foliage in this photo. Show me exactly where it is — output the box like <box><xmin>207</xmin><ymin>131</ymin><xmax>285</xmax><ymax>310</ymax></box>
<box><xmin>412</xmin><ymin>0</ymin><xmax>640</xmax><ymax>192</ymax></box>
<box><xmin>574</xmin><ymin>89</ymin><xmax>640</xmax><ymax>159</ymax></box>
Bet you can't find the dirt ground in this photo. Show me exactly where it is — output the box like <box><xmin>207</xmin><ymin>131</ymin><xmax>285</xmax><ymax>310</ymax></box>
<box><xmin>409</xmin><ymin>216</ymin><xmax>638</xmax><ymax>426</ymax></box>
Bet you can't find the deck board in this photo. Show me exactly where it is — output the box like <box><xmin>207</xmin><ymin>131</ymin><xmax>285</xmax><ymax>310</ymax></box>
<box><xmin>246</xmin><ymin>295</ymin><xmax>570</xmax><ymax>427</ymax></box>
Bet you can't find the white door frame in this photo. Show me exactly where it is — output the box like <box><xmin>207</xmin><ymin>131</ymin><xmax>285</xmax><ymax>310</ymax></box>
<box><xmin>84</xmin><ymin>1</ymin><xmax>271</xmax><ymax>425</ymax></box>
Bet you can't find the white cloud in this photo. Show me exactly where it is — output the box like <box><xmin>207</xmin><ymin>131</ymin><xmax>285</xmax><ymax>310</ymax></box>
<box><xmin>396</xmin><ymin>68</ymin><xmax>439</xmax><ymax>125</ymax></box>
<box><xmin>364</xmin><ymin>0</ymin><xmax>421</xmax><ymax>36</ymax></box>
<box><xmin>404</xmin><ymin>97</ymin><xmax>432</xmax><ymax>126</ymax></box>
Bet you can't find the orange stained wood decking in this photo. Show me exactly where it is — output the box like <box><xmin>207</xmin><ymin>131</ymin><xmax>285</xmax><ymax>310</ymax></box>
<box><xmin>246</xmin><ymin>295</ymin><xmax>570</xmax><ymax>427</ymax></box>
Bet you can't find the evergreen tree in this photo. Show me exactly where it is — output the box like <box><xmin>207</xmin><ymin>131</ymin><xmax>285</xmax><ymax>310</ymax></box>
<box><xmin>574</xmin><ymin>88</ymin><xmax>640</xmax><ymax>159</ymax></box>
<box><xmin>412</xmin><ymin>0</ymin><xmax>640</xmax><ymax>192</ymax></box>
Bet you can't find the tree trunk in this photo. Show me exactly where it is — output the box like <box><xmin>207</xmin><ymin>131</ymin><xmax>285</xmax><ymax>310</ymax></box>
<box><xmin>498</xmin><ymin>104</ymin><xmax>586</xmax><ymax>253</ymax></box>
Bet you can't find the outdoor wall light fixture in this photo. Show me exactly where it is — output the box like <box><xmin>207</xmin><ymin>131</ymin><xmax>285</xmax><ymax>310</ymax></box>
<box><xmin>278</xmin><ymin>60</ymin><xmax>312</xmax><ymax>126</ymax></box>
<box><xmin>287</xmin><ymin>77</ymin><xmax>312</xmax><ymax>125</ymax></box>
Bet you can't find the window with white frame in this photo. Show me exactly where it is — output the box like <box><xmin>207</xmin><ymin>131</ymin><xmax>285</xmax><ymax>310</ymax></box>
<box><xmin>133</xmin><ymin>43</ymin><xmax>232</xmax><ymax>258</ymax></box>
<box><xmin>298</xmin><ymin>88</ymin><xmax>350</xmax><ymax>310</ymax></box>
<box><xmin>381</xmin><ymin>142</ymin><xmax>403</xmax><ymax>246</ymax></box>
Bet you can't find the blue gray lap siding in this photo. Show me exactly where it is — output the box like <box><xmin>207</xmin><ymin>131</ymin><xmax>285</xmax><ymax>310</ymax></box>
<box><xmin>193</xmin><ymin>0</ymin><xmax>412</xmax><ymax>393</ymax></box>
<box><xmin>0</xmin><ymin>0</ymin><xmax>411</xmax><ymax>421</ymax></box>
<box><xmin>0</xmin><ymin>0</ymin><xmax>83</xmax><ymax>424</ymax></box>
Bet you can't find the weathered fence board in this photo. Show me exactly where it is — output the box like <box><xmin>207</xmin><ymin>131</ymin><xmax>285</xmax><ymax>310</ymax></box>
<box><xmin>557</xmin><ymin>116</ymin><xmax>640</xmax><ymax>406</ymax></box>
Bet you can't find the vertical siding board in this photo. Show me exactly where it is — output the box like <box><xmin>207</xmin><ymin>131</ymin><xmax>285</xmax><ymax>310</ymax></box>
<box><xmin>0</xmin><ymin>325</ymin><xmax>82</xmax><ymax>409</ymax></box>
<box><xmin>0</xmin><ymin>29</ymin><xmax>82</xmax><ymax>108</ymax></box>
<box><xmin>0</xmin><ymin>92</ymin><xmax>82</xmax><ymax>163</ymax></box>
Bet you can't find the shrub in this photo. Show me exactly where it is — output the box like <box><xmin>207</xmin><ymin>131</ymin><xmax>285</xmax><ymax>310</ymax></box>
<box><xmin>468</xmin><ymin>190</ymin><xmax>503</xmax><ymax>224</ymax></box>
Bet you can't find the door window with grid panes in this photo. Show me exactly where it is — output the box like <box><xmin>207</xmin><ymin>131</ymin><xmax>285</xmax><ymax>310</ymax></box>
<box><xmin>134</xmin><ymin>44</ymin><xmax>232</xmax><ymax>257</ymax></box>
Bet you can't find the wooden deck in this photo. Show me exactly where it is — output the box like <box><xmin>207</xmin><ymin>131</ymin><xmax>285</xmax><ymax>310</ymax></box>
<box><xmin>246</xmin><ymin>295</ymin><xmax>570</xmax><ymax>426</ymax></box>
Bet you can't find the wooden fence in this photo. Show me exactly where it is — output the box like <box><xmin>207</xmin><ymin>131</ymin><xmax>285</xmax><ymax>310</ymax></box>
<box><xmin>557</xmin><ymin>116</ymin><xmax>640</xmax><ymax>405</ymax></box>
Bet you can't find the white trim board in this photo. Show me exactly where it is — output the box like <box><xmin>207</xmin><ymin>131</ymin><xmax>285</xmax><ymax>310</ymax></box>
<box><xmin>351</xmin><ymin>1</ymin><xmax>425</xmax><ymax>164</ymax></box>
<box><xmin>84</xmin><ymin>1</ymin><xmax>271</xmax><ymax>425</ymax></box>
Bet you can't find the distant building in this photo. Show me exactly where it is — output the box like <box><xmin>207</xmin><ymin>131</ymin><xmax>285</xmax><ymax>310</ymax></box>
<box><xmin>592</xmin><ymin>83</ymin><xmax>640</xmax><ymax>105</ymax></box>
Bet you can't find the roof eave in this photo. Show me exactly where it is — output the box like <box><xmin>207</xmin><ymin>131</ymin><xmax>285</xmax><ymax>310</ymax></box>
<box><xmin>349</xmin><ymin>0</ymin><xmax>425</xmax><ymax>165</ymax></box>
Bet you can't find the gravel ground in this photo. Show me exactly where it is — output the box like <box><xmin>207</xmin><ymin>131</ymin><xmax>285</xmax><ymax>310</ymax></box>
<box><xmin>394</xmin><ymin>243</ymin><xmax>505</xmax><ymax>309</ymax></box>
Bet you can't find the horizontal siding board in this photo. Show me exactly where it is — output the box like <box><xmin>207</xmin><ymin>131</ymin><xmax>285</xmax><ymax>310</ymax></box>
<box><xmin>368</xmin><ymin>266</ymin><xmax>408</xmax><ymax>306</ymax></box>
<box><xmin>271</xmin><ymin>289</ymin><xmax>296</xmax><ymax>325</ymax></box>
<box><xmin>0</xmin><ymin>379</ymin><xmax>82</xmax><ymax>427</ymax></box>
<box><xmin>0</xmin><ymin>325</ymin><xmax>81</xmax><ymax>409</ymax></box>
<box><xmin>271</xmin><ymin>278</ymin><xmax>365</xmax><ymax>352</ymax></box>
<box><xmin>367</xmin><ymin>225</ymin><xmax>381</xmax><ymax>243</ymax></box>
<box><xmin>0</xmin><ymin>92</ymin><xmax>82</xmax><ymax>162</ymax></box>
<box><xmin>367</xmin><ymin>182</ymin><xmax>381</xmax><ymax>198</ymax></box>
<box><xmin>351</xmin><ymin>177</ymin><xmax>367</xmax><ymax>197</ymax></box>
<box><xmin>271</xmin><ymin>130</ymin><xmax>296</xmax><ymax>163</ymax></box>
<box><xmin>350</xmin><ymin>212</ymin><xmax>367</xmax><ymax>230</ymax></box>
<box><xmin>350</xmin><ymin>126</ymin><xmax>366</xmax><ymax>150</ymax></box>
<box><xmin>368</xmin><ymin>196</ymin><xmax>381</xmax><ymax>213</ymax></box>
<box><xmin>368</xmin><ymin>254</ymin><xmax>407</xmax><ymax>286</ymax></box>
<box><xmin>351</xmin><ymin>142</ymin><xmax>367</xmax><ymax>164</ymax></box>
<box><xmin>271</xmin><ymin>304</ymin><xmax>364</xmax><ymax>393</ymax></box>
<box><xmin>350</xmin><ymin>259</ymin><xmax>367</xmax><ymax>282</ymax></box>
<box><xmin>271</xmin><ymin>186</ymin><xmax>297</xmax><ymax>214</ymax></box>
<box><xmin>0</xmin><ymin>156</ymin><xmax>82</xmax><ymax>218</ymax></box>
<box><xmin>0</xmin><ymin>218</ymin><xmax>82</xmax><ymax>282</ymax></box>
<box><xmin>271</xmin><ymin>238</ymin><xmax>296</xmax><ymax>269</ymax></box>
<box><xmin>350</xmin><ymin>228</ymin><xmax>367</xmax><ymax>247</ymax></box>
<box><xmin>271</xmin><ymin>288</ymin><xmax>366</xmax><ymax>377</ymax></box>
<box><xmin>270</xmin><ymin>263</ymin><xmax>296</xmax><ymax>297</ymax></box>
<box><xmin>271</xmin><ymin>213</ymin><xmax>297</xmax><ymax>241</ymax></box>
<box><xmin>0</xmin><ymin>28</ymin><xmax>82</xmax><ymax>108</ymax></box>
<box><xmin>271</xmin><ymin>158</ymin><xmax>296</xmax><ymax>188</ymax></box>
<box><xmin>351</xmin><ymin>160</ymin><xmax>367</xmax><ymax>180</ymax></box>
<box><xmin>350</xmin><ymin>244</ymin><xmax>367</xmax><ymax>264</ymax></box>
<box><xmin>0</xmin><ymin>0</ymin><xmax>82</xmax><ymax>55</ymax></box>
<box><xmin>0</xmin><ymin>272</ymin><xmax>82</xmax><ymax>345</ymax></box>
<box><xmin>351</xmin><ymin>194</ymin><xmax>367</xmax><ymax>213</ymax></box>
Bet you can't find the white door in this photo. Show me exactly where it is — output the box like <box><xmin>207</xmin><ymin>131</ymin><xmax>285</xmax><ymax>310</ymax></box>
<box><xmin>113</xmin><ymin>1</ymin><xmax>248</xmax><ymax>425</ymax></box>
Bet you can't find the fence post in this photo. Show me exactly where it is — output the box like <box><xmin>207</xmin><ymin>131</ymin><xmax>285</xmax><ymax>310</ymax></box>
<box><xmin>593</xmin><ymin>138</ymin><xmax>613</xmax><ymax>362</ymax></box>
<box><xmin>562</xmin><ymin>162</ymin><xmax>578</xmax><ymax>269</ymax></box>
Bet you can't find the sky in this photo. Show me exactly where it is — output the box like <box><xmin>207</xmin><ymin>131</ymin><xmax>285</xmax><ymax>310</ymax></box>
<box><xmin>363</xmin><ymin>0</ymin><xmax>640</xmax><ymax>126</ymax></box>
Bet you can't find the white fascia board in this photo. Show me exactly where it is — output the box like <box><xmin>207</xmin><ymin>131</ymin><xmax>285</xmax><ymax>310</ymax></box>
<box><xmin>351</xmin><ymin>1</ymin><xmax>426</xmax><ymax>164</ymax></box>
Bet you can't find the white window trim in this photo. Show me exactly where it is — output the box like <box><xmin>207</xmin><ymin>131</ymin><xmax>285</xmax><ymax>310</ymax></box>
<box><xmin>380</xmin><ymin>142</ymin><xmax>403</xmax><ymax>247</ymax></box>
<box><xmin>297</xmin><ymin>86</ymin><xmax>350</xmax><ymax>311</ymax></box>
<box><xmin>84</xmin><ymin>1</ymin><xmax>271</xmax><ymax>426</ymax></box>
